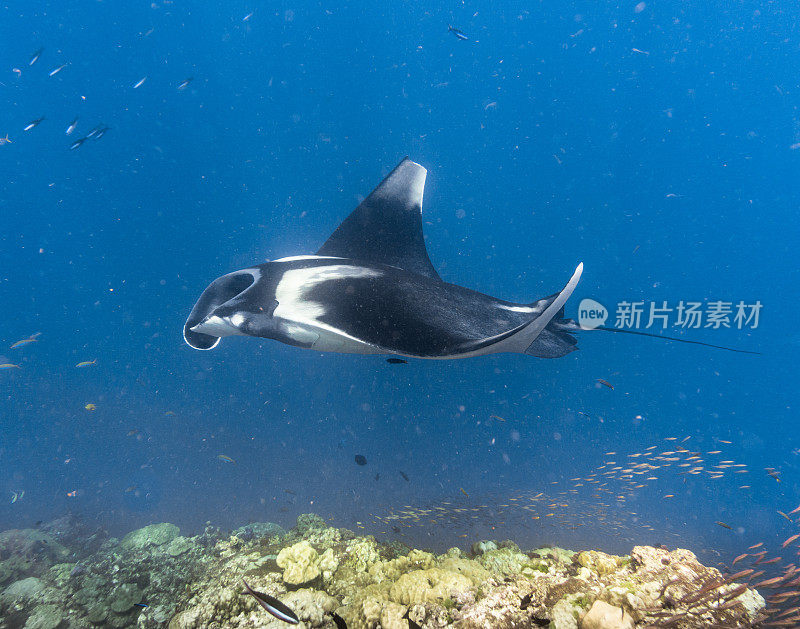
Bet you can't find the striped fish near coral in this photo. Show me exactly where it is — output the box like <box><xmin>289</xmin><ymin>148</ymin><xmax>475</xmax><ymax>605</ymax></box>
<box><xmin>241</xmin><ymin>578</ymin><xmax>299</xmax><ymax>624</ymax></box>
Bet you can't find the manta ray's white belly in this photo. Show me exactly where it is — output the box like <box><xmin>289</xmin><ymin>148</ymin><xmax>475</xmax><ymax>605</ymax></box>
<box><xmin>273</xmin><ymin>263</ymin><xmax>385</xmax><ymax>355</ymax></box>
<box><xmin>278</xmin><ymin>319</ymin><xmax>384</xmax><ymax>354</ymax></box>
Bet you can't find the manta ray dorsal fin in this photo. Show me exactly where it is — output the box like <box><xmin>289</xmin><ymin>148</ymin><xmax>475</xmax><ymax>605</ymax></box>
<box><xmin>317</xmin><ymin>158</ymin><xmax>440</xmax><ymax>280</ymax></box>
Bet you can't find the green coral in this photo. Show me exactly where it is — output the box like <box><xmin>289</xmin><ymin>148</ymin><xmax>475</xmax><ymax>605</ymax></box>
<box><xmin>1</xmin><ymin>576</ymin><xmax>45</xmax><ymax>604</ymax></box>
<box><xmin>120</xmin><ymin>522</ymin><xmax>179</xmax><ymax>551</ymax></box>
<box><xmin>109</xmin><ymin>582</ymin><xmax>143</xmax><ymax>613</ymax></box>
<box><xmin>572</xmin><ymin>593</ymin><xmax>595</xmax><ymax>609</ymax></box>
<box><xmin>24</xmin><ymin>604</ymin><xmax>63</xmax><ymax>629</ymax></box>
<box><xmin>533</xmin><ymin>546</ymin><xmax>576</xmax><ymax>564</ymax></box>
<box><xmin>521</xmin><ymin>560</ymin><xmax>550</xmax><ymax>575</ymax></box>
<box><xmin>477</xmin><ymin>546</ymin><xmax>530</xmax><ymax>575</ymax></box>
<box><xmin>166</xmin><ymin>536</ymin><xmax>193</xmax><ymax>557</ymax></box>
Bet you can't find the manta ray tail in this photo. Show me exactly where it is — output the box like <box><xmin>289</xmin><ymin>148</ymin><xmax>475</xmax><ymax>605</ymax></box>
<box><xmin>483</xmin><ymin>263</ymin><xmax>583</xmax><ymax>359</ymax></box>
<box><xmin>524</xmin><ymin>306</ymin><xmax>580</xmax><ymax>358</ymax></box>
<box><xmin>559</xmin><ymin>321</ymin><xmax>761</xmax><ymax>355</ymax></box>
<box><xmin>592</xmin><ymin>326</ymin><xmax>761</xmax><ymax>355</ymax></box>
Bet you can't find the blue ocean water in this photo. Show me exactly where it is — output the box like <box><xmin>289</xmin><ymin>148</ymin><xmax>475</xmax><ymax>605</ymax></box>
<box><xmin>1</xmin><ymin>0</ymin><xmax>797</xmax><ymax>570</ymax></box>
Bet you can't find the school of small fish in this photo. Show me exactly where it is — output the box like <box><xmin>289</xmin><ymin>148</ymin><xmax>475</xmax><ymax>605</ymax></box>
<box><xmin>3</xmin><ymin>44</ymin><xmax>199</xmax><ymax>151</ymax></box>
<box><xmin>362</xmin><ymin>429</ymin><xmax>800</xmax><ymax>626</ymax></box>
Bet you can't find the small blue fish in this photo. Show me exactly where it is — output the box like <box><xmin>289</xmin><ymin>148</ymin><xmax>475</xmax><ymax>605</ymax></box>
<box><xmin>133</xmin><ymin>602</ymin><xmax>149</xmax><ymax>609</ymax></box>
<box><xmin>85</xmin><ymin>125</ymin><xmax>106</xmax><ymax>139</ymax></box>
<box><xmin>448</xmin><ymin>25</ymin><xmax>469</xmax><ymax>41</ymax></box>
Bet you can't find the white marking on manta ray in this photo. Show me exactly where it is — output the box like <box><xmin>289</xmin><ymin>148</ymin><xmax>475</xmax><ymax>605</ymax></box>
<box><xmin>194</xmin><ymin>315</ymin><xmax>242</xmax><ymax>337</ymax></box>
<box><xmin>273</xmin><ymin>255</ymin><xmax>347</xmax><ymax>263</ymax></box>
<box><xmin>496</xmin><ymin>304</ymin><xmax>537</xmax><ymax>313</ymax></box>
<box><xmin>274</xmin><ymin>265</ymin><xmax>385</xmax><ymax>353</ymax></box>
<box><xmin>183</xmin><ymin>328</ymin><xmax>222</xmax><ymax>350</ymax></box>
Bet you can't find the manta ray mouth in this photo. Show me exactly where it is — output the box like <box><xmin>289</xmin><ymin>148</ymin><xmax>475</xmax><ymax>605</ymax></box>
<box><xmin>190</xmin><ymin>315</ymin><xmax>243</xmax><ymax>338</ymax></box>
<box><xmin>184</xmin><ymin>270</ymin><xmax>259</xmax><ymax>350</ymax></box>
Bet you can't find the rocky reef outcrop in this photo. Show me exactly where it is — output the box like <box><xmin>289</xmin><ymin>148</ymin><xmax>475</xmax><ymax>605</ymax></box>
<box><xmin>0</xmin><ymin>515</ymin><xmax>767</xmax><ymax>628</ymax></box>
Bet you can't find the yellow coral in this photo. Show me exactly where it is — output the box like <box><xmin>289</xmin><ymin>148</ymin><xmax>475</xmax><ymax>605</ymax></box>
<box><xmin>389</xmin><ymin>568</ymin><xmax>474</xmax><ymax>605</ymax></box>
<box><xmin>577</xmin><ymin>551</ymin><xmax>625</xmax><ymax>576</ymax></box>
<box><xmin>276</xmin><ymin>540</ymin><xmax>321</xmax><ymax>585</ymax></box>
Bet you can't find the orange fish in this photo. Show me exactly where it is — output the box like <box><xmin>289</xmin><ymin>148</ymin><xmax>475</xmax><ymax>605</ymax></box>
<box><xmin>724</xmin><ymin>568</ymin><xmax>754</xmax><ymax>583</ymax></box>
<box><xmin>783</xmin><ymin>534</ymin><xmax>800</xmax><ymax>548</ymax></box>
<box><xmin>755</xmin><ymin>576</ymin><xmax>786</xmax><ymax>588</ymax></box>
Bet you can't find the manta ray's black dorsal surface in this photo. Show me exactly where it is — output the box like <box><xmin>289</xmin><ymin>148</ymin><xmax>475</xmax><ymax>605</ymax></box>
<box><xmin>317</xmin><ymin>159</ymin><xmax>441</xmax><ymax>281</ymax></box>
<box><xmin>184</xmin><ymin>157</ymin><xmax>584</xmax><ymax>360</ymax></box>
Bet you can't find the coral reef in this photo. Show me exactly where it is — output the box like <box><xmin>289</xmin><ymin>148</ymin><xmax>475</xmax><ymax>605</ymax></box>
<box><xmin>0</xmin><ymin>514</ymin><xmax>767</xmax><ymax>628</ymax></box>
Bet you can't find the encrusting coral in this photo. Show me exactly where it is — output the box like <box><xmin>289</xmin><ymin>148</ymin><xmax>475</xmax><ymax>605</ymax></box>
<box><xmin>0</xmin><ymin>514</ymin><xmax>767</xmax><ymax>628</ymax></box>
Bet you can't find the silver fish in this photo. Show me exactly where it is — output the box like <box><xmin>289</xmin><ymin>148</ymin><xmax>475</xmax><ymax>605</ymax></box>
<box><xmin>24</xmin><ymin>117</ymin><xmax>44</xmax><ymax>131</ymax></box>
<box><xmin>241</xmin><ymin>578</ymin><xmax>298</xmax><ymax>624</ymax></box>
<box><xmin>29</xmin><ymin>48</ymin><xmax>43</xmax><ymax>66</ymax></box>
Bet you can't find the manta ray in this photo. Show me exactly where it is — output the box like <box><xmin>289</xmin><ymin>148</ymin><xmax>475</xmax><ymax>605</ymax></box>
<box><xmin>184</xmin><ymin>158</ymin><xmax>756</xmax><ymax>358</ymax></box>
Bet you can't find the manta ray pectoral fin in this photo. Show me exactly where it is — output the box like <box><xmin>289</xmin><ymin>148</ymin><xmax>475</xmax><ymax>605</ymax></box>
<box><xmin>317</xmin><ymin>158</ymin><xmax>441</xmax><ymax>280</ymax></box>
<box><xmin>490</xmin><ymin>263</ymin><xmax>584</xmax><ymax>356</ymax></box>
